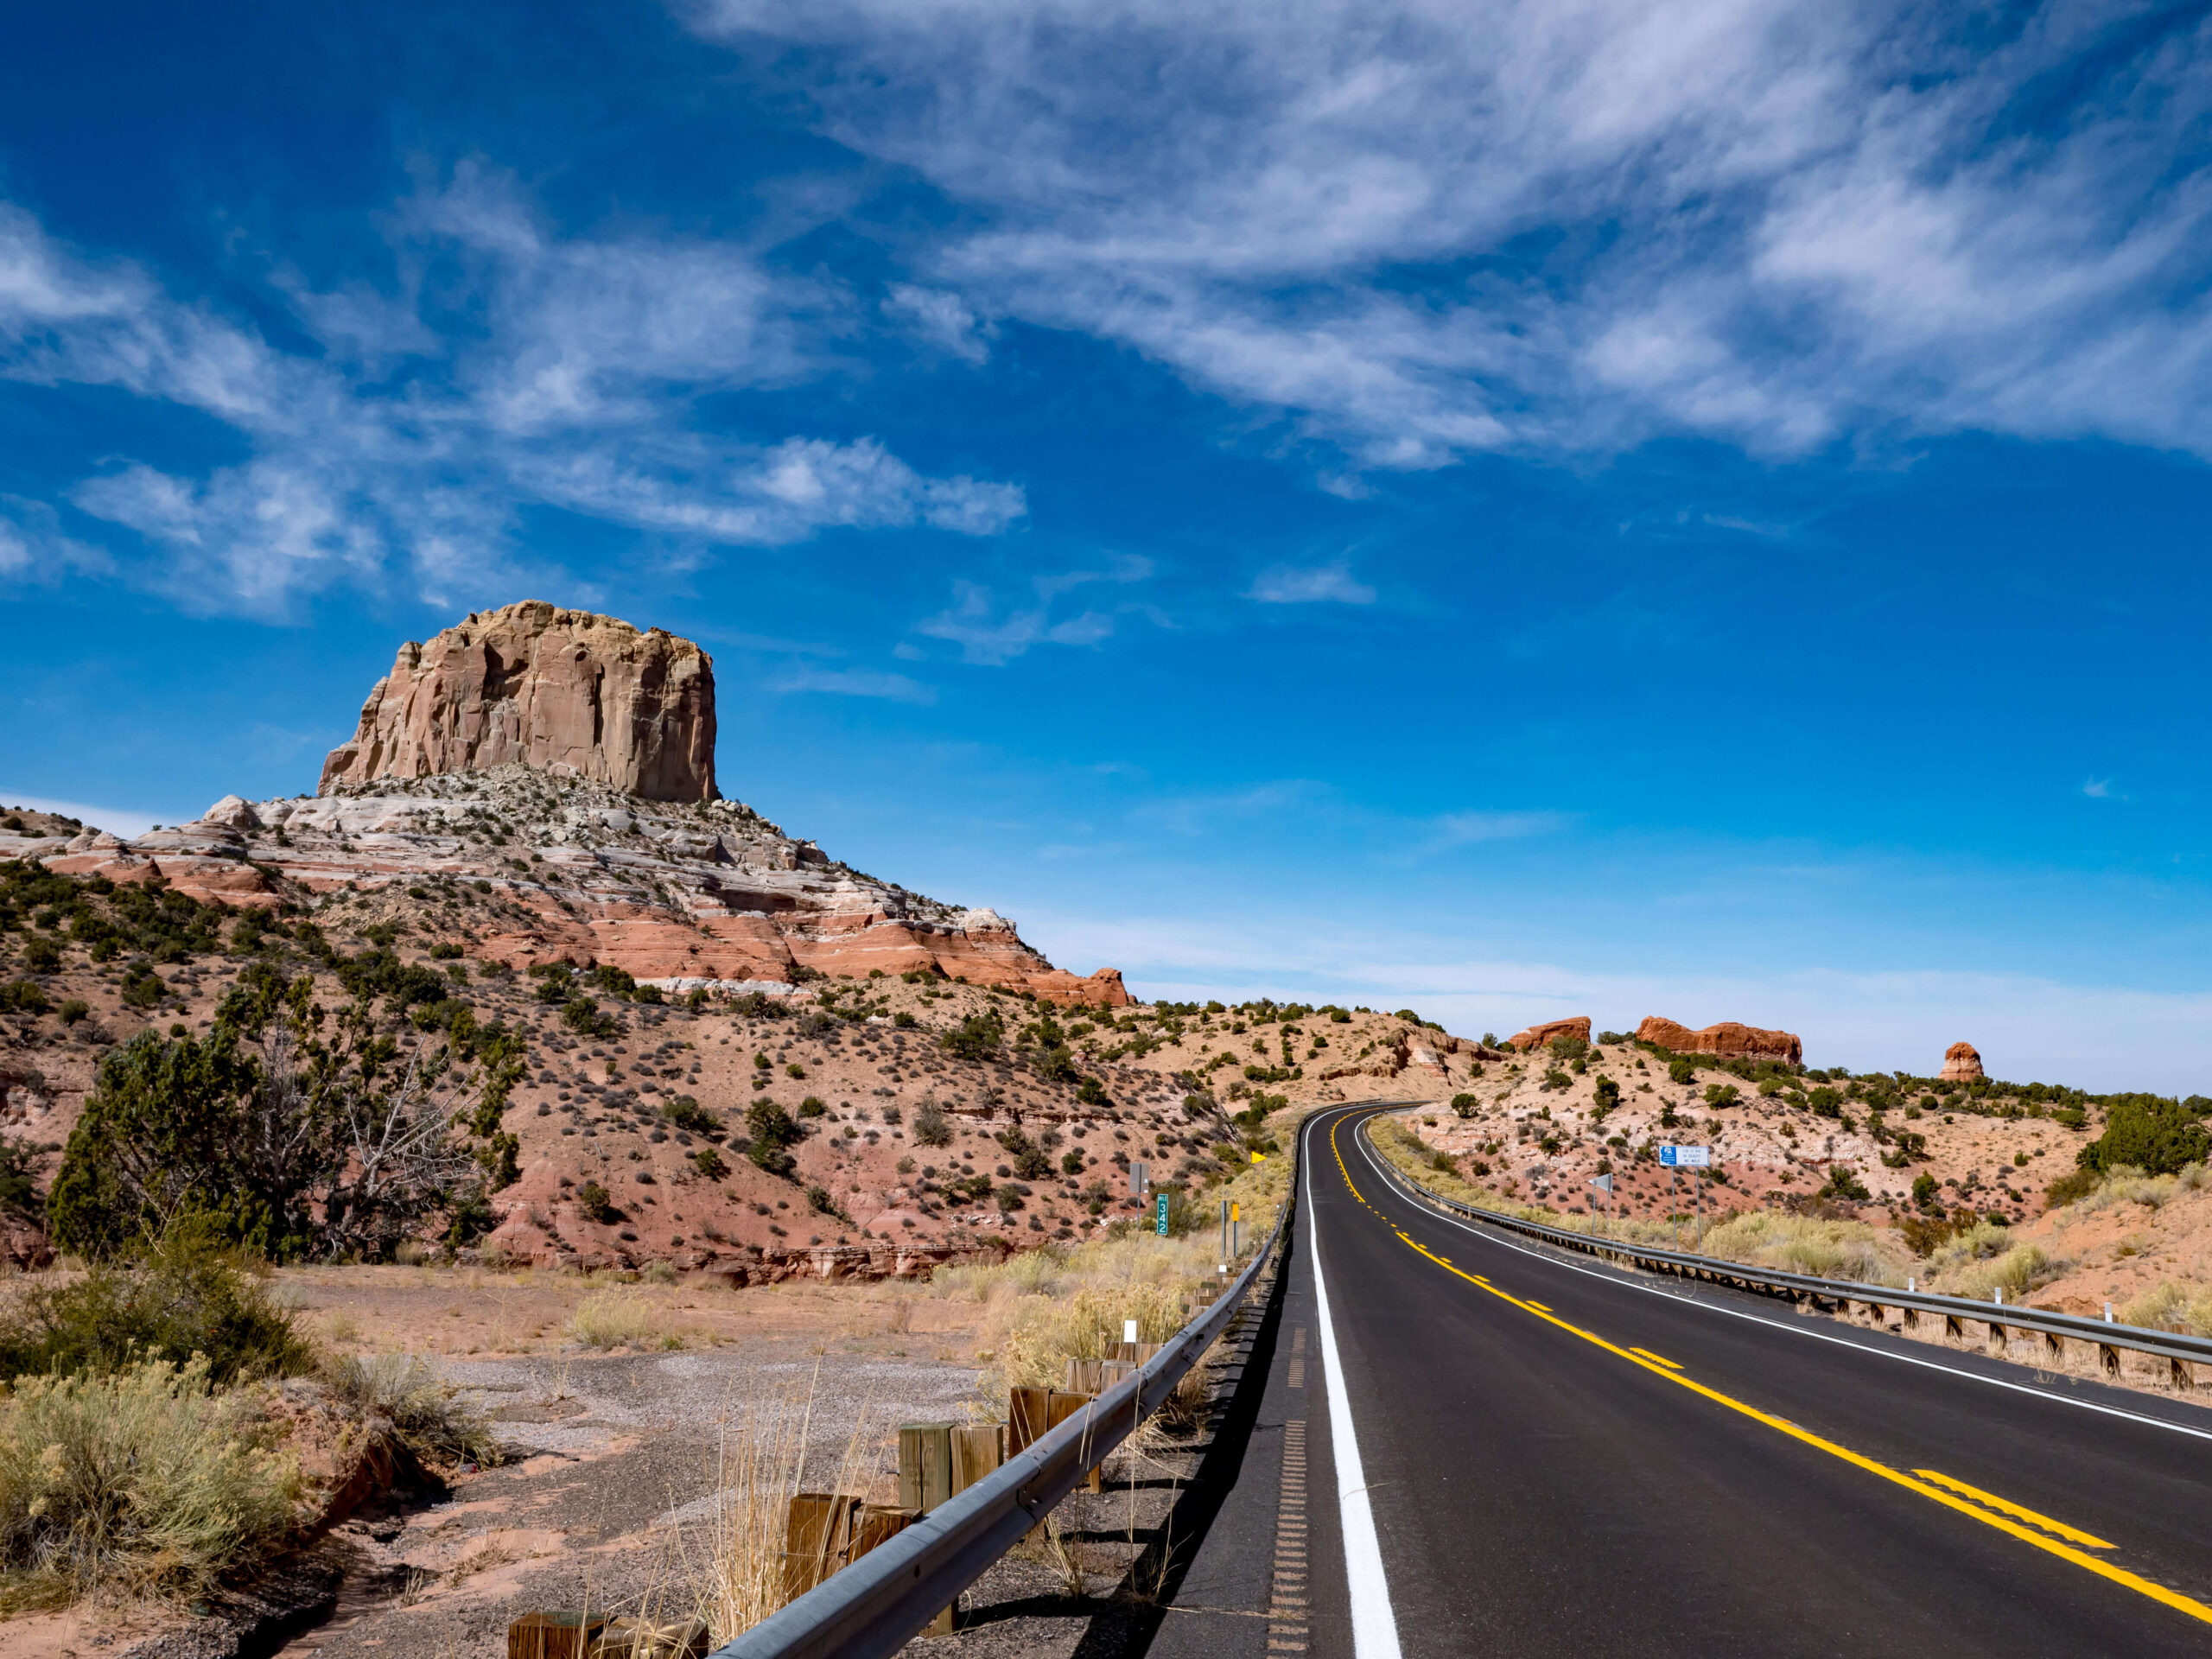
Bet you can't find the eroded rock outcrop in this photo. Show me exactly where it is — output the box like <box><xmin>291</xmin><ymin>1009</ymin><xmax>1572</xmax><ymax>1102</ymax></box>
<box><xmin>1941</xmin><ymin>1041</ymin><xmax>1985</xmax><ymax>1082</ymax></box>
<box><xmin>1637</xmin><ymin>1015</ymin><xmax>1802</xmax><ymax>1066</ymax></box>
<box><xmin>320</xmin><ymin>601</ymin><xmax>717</xmax><ymax>802</ymax></box>
<box><xmin>1508</xmin><ymin>1016</ymin><xmax>1591</xmax><ymax>1052</ymax></box>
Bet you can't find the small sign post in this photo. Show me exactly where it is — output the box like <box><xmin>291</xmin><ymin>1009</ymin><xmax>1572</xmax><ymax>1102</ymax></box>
<box><xmin>1155</xmin><ymin>1191</ymin><xmax>1171</xmax><ymax>1237</ymax></box>
<box><xmin>1660</xmin><ymin>1146</ymin><xmax>1712</xmax><ymax>1247</ymax></box>
<box><xmin>1129</xmin><ymin>1160</ymin><xmax>1147</xmax><ymax>1199</ymax></box>
<box><xmin>1588</xmin><ymin>1172</ymin><xmax>1613</xmax><ymax>1231</ymax></box>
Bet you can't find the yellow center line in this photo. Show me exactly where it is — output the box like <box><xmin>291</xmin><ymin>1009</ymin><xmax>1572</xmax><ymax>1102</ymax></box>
<box><xmin>1629</xmin><ymin>1347</ymin><xmax>1683</xmax><ymax>1370</ymax></box>
<box><xmin>1327</xmin><ymin>1109</ymin><xmax>2212</xmax><ymax>1630</ymax></box>
<box><xmin>1914</xmin><ymin>1471</ymin><xmax>2116</xmax><ymax>1549</ymax></box>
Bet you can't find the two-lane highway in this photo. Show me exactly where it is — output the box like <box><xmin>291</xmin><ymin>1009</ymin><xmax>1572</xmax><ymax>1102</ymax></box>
<box><xmin>1273</xmin><ymin>1102</ymin><xmax>2212</xmax><ymax>1656</ymax></box>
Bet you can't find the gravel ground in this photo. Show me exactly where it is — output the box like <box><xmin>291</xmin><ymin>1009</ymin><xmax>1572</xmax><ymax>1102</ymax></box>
<box><xmin>241</xmin><ymin>1258</ymin><xmax>1283</xmax><ymax>1659</ymax></box>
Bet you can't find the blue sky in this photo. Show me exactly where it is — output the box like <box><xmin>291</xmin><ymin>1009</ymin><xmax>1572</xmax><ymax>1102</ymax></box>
<box><xmin>6</xmin><ymin>1</ymin><xmax>2212</xmax><ymax>1089</ymax></box>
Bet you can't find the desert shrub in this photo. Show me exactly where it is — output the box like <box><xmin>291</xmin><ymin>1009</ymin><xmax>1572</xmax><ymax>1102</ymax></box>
<box><xmin>1819</xmin><ymin>1165</ymin><xmax>1872</xmax><ymax>1202</ymax></box>
<box><xmin>999</xmin><ymin>1285</ymin><xmax>1192</xmax><ymax>1391</ymax></box>
<box><xmin>667</xmin><ymin>1096</ymin><xmax>723</xmax><ymax>1135</ymax></box>
<box><xmin>804</xmin><ymin>1184</ymin><xmax>847</xmax><ymax>1220</ymax></box>
<box><xmin>744</xmin><ymin>1101</ymin><xmax>803</xmax><ymax>1177</ymax></box>
<box><xmin>2121</xmin><ymin>1281</ymin><xmax>2212</xmax><ymax>1336</ymax></box>
<box><xmin>19</xmin><ymin>938</ymin><xmax>60</xmax><ymax>974</ymax></box>
<box><xmin>2043</xmin><ymin>1166</ymin><xmax>2101</xmax><ymax>1208</ymax></box>
<box><xmin>1667</xmin><ymin>1058</ymin><xmax>1694</xmax><ymax>1085</ymax></box>
<box><xmin>912</xmin><ymin>1100</ymin><xmax>953</xmax><ymax>1147</ymax></box>
<box><xmin>50</xmin><ymin>971</ymin><xmax>523</xmax><ymax>1262</ymax></box>
<box><xmin>1910</xmin><ymin>1172</ymin><xmax>1941</xmax><ymax>1209</ymax></box>
<box><xmin>569</xmin><ymin>1291</ymin><xmax>671</xmax><ymax>1351</ymax></box>
<box><xmin>0</xmin><ymin>1219</ymin><xmax>315</xmax><ymax>1385</ymax></box>
<box><xmin>0</xmin><ymin>981</ymin><xmax>50</xmax><ymax>1016</ymax></box>
<box><xmin>1925</xmin><ymin>1218</ymin><xmax>2012</xmax><ymax>1270</ymax></box>
<box><xmin>693</xmin><ymin>1147</ymin><xmax>728</xmax><ymax>1179</ymax></box>
<box><xmin>574</xmin><ymin>1180</ymin><xmax>620</xmax><ymax>1222</ymax></box>
<box><xmin>1942</xmin><ymin>1242</ymin><xmax>2063</xmax><ymax>1300</ymax></box>
<box><xmin>1695</xmin><ymin>1211</ymin><xmax>1908</xmax><ymax>1285</ymax></box>
<box><xmin>55</xmin><ymin>999</ymin><xmax>88</xmax><ymax>1027</ymax></box>
<box><xmin>797</xmin><ymin>1095</ymin><xmax>827</xmax><ymax>1118</ymax></box>
<box><xmin>1808</xmin><ymin>1086</ymin><xmax>1843</xmax><ymax>1118</ymax></box>
<box><xmin>1060</xmin><ymin>1149</ymin><xmax>1085</xmax><ymax>1175</ymax></box>
<box><xmin>1591</xmin><ymin>1077</ymin><xmax>1620</xmax><ymax>1117</ymax></box>
<box><xmin>0</xmin><ymin>1357</ymin><xmax>300</xmax><ymax>1603</ymax></box>
<box><xmin>939</xmin><ymin>1009</ymin><xmax>1005</xmax><ymax>1062</ymax></box>
<box><xmin>1451</xmin><ymin>1092</ymin><xmax>1478</xmax><ymax>1119</ymax></box>
<box><xmin>1705</xmin><ymin>1083</ymin><xmax>1741</xmax><ymax>1109</ymax></box>
<box><xmin>321</xmin><ymin>1353</ymin><xmax>499</xmax><ymax>1467</ymax></box>
<box><xmin>2080</xmin><ymin>1096</ymin><xmax>2210</xmax><ymax>1177</ymax></box>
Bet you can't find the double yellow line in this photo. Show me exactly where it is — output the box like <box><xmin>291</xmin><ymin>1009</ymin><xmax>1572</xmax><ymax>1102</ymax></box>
<box><xmin>1325</xmin><ymin>1109</ymin><xmax>2212</xmax><ymax>1629</ymax></box>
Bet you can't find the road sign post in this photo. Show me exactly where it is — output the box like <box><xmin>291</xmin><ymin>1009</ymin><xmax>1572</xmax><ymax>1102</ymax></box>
<box><xmin>1129</xmin><ymin>1160</ymin><xmax>1148</xmax><ymax>1199</ymax></box>
<box><xmin>1660</xmin><ymin>1146</ymin><xmax>1712</xmax><ymax>1248</ymax></box>
<box><xmin>1155</xmin><ymin>1191</ymin><xmax>1170</xmax><ymax>1237</ymax></box>
<box><xmin>1588</xmin><ymin>1172</ymin><xmax>1613</xmax><ymax>1232</ymax></box>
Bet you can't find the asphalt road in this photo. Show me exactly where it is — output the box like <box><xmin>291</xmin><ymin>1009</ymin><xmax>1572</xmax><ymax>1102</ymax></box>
<box><xmin>1153</xmin><ymin>1102</ymin><xmax>2212</xmax><ymax>1657</ymax></box>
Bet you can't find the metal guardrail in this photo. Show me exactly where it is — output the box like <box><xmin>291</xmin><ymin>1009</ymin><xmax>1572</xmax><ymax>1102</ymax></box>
<box><xmin>1356</xmin><ymin>1112</ymin><xmax>2212</xmax><ymax>1374</ymax></box>
<box><xmin>712</xmin><ymin>1186</ymin><xmax>1294</xmax><ymax>1659</ymax></box>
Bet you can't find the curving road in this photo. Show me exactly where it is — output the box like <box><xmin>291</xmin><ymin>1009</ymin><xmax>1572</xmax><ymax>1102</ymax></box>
<box><xmin>1144</xmin><ymin>1102</ymin><xmax>2212</xmax><ymax>1658</ymax></box>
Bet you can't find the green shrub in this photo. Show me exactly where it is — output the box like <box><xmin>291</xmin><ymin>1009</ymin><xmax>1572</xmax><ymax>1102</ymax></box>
<box><xmin>56</xmin><ymin>999</ymin><xmax>88</xmax><ymax>1026</ymax></box>
<box><xmin>666</xmin><ymin>1096</ymin><xmax>722</xmax><ymax>1135</ymax></box>
<box><xmin>19</xmin><ymin>938</ymin><xmax>60</xmax><ymax>974</ymax></box>
<box><xmin>797</xmin><ymin>1095</ymin><xmax>827</xmax><ymax>1118</ymax></box>
<box><xmin>692</xmin><ymin>1147</ymin><xmax>728</xmax><ymax>1179</ymax></box>
<box><xmin>575</xmin><ymin>1180</ymin><xmax>620</xmax><ymax>1223</ymax></box>
<box><xmin>1451</xmin><ymin>1092</ymin><xmax>1478</xmax><ymax>1119</ymax></box>
<box><xmin>1668</xmin><ymin>1058</ymin><xmax>1694</xmax><ymax>1085</ymax></box>
<box><xmin>2080</xmin><ymin>1096</ymin><xmax>2210</xmax><ymax>1177</ymax></box>
<box><xmin>1704</xmin><ymin>1083</ymin><xmax>1741</xmax><ymax>1109</ymax></box>
<box><xmin>0</xmin><ymin>1219</ymin><xmax>315</xmax><ymax>1385</ymax></box>
<box><xmin>1820</xmin><ymin>1165</ymin><xmax>1872</xmax><ymax>1202</ymax></box>
<box><xmin>0</xmin><ymin>1357</ymin><xmax>300</xmax><ymax>1602</ymax></box>
<box><xmin>2042</xmin><ymin>1166</ymin><xmax>2101</xmax><ymax>1208</ymax></box>
<box><xmin>0</xmin><ymin>980</ymin><xmax>50</xmax><ymax>1016</ymax></box>
<box><xmin>912</xmin><ymin>1099</ymin><xmax>953</xmax><ymax>1147</ymax></box>
<box><xmin>744</xmin><ymin>1100</ymin><xmax>803</xmax><ymax>1177</ymax></box>
<box><xmin>1911</xmin><ymin>1172</ymin><xmax>1940</xmax><ymax>1209</ymax></box>
<box><xmin>939</xmin><ymin>1009</ymin><xmax>1005</xmax><ymax>1062</ymax></box>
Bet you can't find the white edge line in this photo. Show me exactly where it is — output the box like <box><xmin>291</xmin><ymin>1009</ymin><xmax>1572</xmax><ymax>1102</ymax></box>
<box><xmin>1307</xmin><ymin>1110</ymin><xmax>1406</xmax><ymax>1659</ymax></box>
<box><xmin>1351</xmin><ymin>1113</ymin><xmax>2212</xmax><ymax>1447</ymax></box>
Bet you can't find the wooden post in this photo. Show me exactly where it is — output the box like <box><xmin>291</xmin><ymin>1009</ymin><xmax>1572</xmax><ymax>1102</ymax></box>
<box><xmin>2100</xmin><ymin>1343</ymin><xmax>2121</xmax><ymax>1379</ymax></box>
<box><xmin>2043</xmin><ymin>1330</ymin><xmax>2065</xmax><ymax>1365</ymax></box>
<box><xmin>1007</xmin><ymin>1387</ymin><xmax>1053</xmax><ymax>1455</ymax></box>
<box><xmin>950</xmin><ymin>1423</ymin><xmax>1004</xmax><ymax>1495</ymax></box>
<box><xmin>2171</xmin><ymin>1356</ymin><xmax>2194</xmax><ymax>1391</ymax></box>
<box><xmin>1986</xmin><ymin>1320</ymin><xmax>2008</xmax><ymax>1358</ymax></box>
<box><xmin>510</xmin><ymin>1613</ymin><xmax>607</xmax><ymax>1659</ymax></box>
<box><xmin>1943</xmin><ymin>1313</ymin><xmax>1963</xmax><ymax>1341</ymax></box>
<box><xmin>898</xmin><ymin>1423</ymin><xmax>954</xmax><ymax>1515</ymax></box>
<box><xmin>782</xmin><ymin>1493</ymin><xmax>859</xmax><ymax>1602</ymax></box>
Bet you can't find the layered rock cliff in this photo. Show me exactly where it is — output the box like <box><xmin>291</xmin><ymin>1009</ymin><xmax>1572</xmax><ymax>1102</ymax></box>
<box><xmin>320</xmin><ymin>601</ymin><xmax>718</xmax><ymax>803</ymax></box>
<box><xmin>1637</xmin><ymin>1015</ymin><xmax>1802</xmax><ymax>1065</ymax></box>
<box><xmin>24</xmin><ymin>602</ymin><xmax>1126</xmax><ymax>1005</ymax></box>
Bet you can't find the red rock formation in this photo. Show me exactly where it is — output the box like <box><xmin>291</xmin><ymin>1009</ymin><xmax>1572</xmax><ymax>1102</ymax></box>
<box><xmin>320</xmin><ymin>601</ymin><xmax>717</xmax><ymax>802</ymax></box>
<box><xmin>1940</xmin><ymin>1041</ymin><xmax>1985</xmax><ymax>1082</ymax></box>
<box><xmin>13</xmin><ymin>601</ymin><xmax>1128</xmax><ymax>1004</ymax></box>
<box><xmin>1637</xmin><ymin>1016</ymin><xmax>1802</xmax><ymax>1066</ymax></box>
<box><xmin>1508</xmin><ymin>1016</ymin><xmax>1592</xmax><ymax>1052</ymax></box>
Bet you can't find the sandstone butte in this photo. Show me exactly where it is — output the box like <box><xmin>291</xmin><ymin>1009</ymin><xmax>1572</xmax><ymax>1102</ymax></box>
<box><xmin>1941</xmin><ymin>1041</ymin><xmax>1986</xmax><ymax>1082</ymax></box>
<box><xmin>321</xmin><ymin>601</ymin><xmax>719</xmax><ymax>802</ymax></box>
<box><xmin>1637</xmin><ymin>1015</ymin><xmax>1803</xmax><ymax>1066</ymax></box>
<box><xmin>1508</xmin><ymin>1015</ymin><xmax>1592</xmax><ymax>1052</ymax></box>
<box><xmin>20</xmin><ymin>601</ymin><xmax>1128</xmax><ymax>1006</ymax></box>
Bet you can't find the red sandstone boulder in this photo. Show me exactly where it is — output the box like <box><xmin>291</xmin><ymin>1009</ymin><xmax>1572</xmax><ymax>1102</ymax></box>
<box><xmin>1940</xmin><ymin>1041</ymin><xmax>1985</xmax><ymax>1082</ymax></box>
<box><xmin>1508</xmin><ymin>1017</ymin><xmax>1592</xmax><ymax>1052</ymax></box>
<box><xmin>1637</xmin><ymin>1016</ymin><xmax>1802</xmax><ymax>1065</ymax></box>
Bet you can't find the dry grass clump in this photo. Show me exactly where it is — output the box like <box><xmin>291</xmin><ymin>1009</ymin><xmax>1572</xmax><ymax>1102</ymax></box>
<box><xmin>2122</xmin><ymin>1281</ymin><xmax>2212</xmax><ymax>1336</ymax></box>
<box><xmin>1695</xmin><ymin>1211</ymin><xmax>1911</xmax><ymax>1287</ymax></box>
<box><xmin>683</xmin><ymin>1372</ymin><xmax>880</xmax><ymax>1643</ymax></box>
<box><xmin>998</xmin><ymin>1286</ymin><xmax>1192</xmax><ymax>1392</ymax></box>
<box><xmin>321</xmin><ymin>1354</ymin><xmax>502</xmax><ymax>1468</ymax></box>
<box><xmin>569</xmin><ymin>1290</ymin><xmax>678</xmax><ymax>1351</ymax></box>
<box><xmin>0</xmin><ymin>1357</ymin><xmax>300</xmax><ymax>1608</ymax></box>
<box><xmin>2057</xmin><ymin>1162</ymin><xmax>2212</xmax><ymax>1216</ymax></box>
<box><xmin>1938</xmin><ymin>1242</ymin><xmax>2063</xmax><ymax>1300</ymax></box>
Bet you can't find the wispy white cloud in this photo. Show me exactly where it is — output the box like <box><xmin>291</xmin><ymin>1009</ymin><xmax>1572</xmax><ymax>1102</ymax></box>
<box><xmin>2082</xmin><ymin>778</ymin><xmax>2113</xmax><ymax>799</ymax></box>
<box><xmin>0</xmin><ymin>165</ymin><xmax>1027</xmax><ymax>619</ymax></box>
<box><xmin>882</xmin><ymin>283</ymin><xmax>995</xmax><ymax>363</ymax></box>
<box><xmin>1248</xmin><ymin>561</ymin><xmax>1375</xmax><ymax>604</ymax></box>
<box><xmin>694</xmin><ymin>2</ymin><xmax>2212</xmax><ymax>472</ymax></box>
<box><xmin>914</xmin><ymin>558</ymin><xmax>1153</xmax><ymax>664</ymax></box>
<box><xmin>767</xmin><ymin>664</ymin><xmax>938</xmax><ymax>703</ymax></box>
<box><xmin>1411</xmin><ymin>810</ymin><xmax>1572</xmax><ymax>856</ymax></box>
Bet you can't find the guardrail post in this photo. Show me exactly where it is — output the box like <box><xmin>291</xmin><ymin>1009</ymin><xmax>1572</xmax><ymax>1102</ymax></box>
<box><xmin>2100</xmin><ymin>1343</ymin><xmax>2120</xmax><ymax>1379</ymax></box>
<box><xmin>2171</xmin><ymin>1356</ymin><xmax>2194</xmax><ymax>1391</ymax></box>
<box><xmin>1986</xmin><ymin>1320</ymin><xmax>2007</xmax><ymax>1358</ymax></box>
<box><xmin>1943</xmin><ymin>1313</ymin><xmax>1963</xmax><ymax>1341</ymax></box>
<box><xmin>2042</xmin><ymin>1330</ymin><xmax>2064</xmax><ymax>1366</ymax></box>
